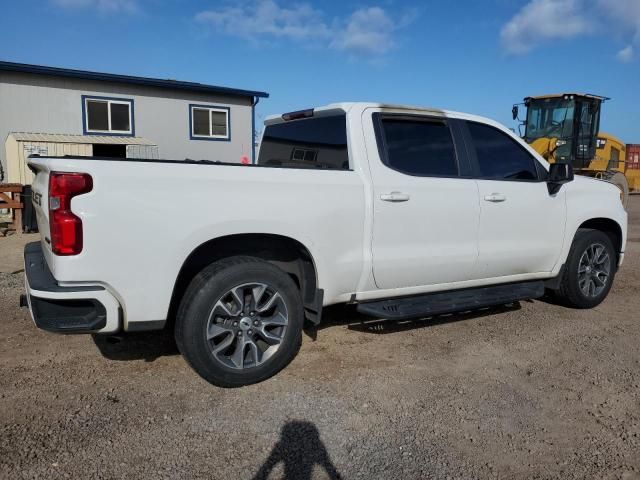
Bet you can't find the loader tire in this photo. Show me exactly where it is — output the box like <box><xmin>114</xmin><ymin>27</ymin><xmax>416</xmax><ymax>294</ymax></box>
<box><xmin>603</xmin><ymin>171</ymin><xmax>629</xmax><ymax>210</ymax></box>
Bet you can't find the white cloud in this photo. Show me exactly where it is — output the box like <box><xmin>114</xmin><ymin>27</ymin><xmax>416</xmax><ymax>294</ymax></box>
<box><xmin>330</xmin><ymin>7</ymin><xmax>397</xmax><ymax>55</ymax></box>
<box><xmin>616</xmin><ymin>45</ymin><xmax>634</xmax><ymax>63</ymax></box>
<box><xmin>195</xmin><ymin>1</ymin><xmax>330</xmax><ymax>41</ymax></box>
<box><xmin>196</xmin><ymin>1</ymin><xmax>413</xmax><ymax>57</ymax></box>
<box><xmin>51</xmin><ymin>0</ymin><xmax>137</xmax><ymax>13</ymax></box>
<box><xmin>598</xmin><ymin>0</ymin><xmax>640</xmax><ymax>62</ymax></box>
<box><xmin>596</xmin><ymin>0</ymin><xmax>640</xmax><ymax>27</ymax></box>
<box><xmin>500</xmin><ymin>0</ymin><xmax>591</xmax><ymax>55</ymax></box>
<box><xmin>501</xmin><ymin>0</ymin><xmax>640</xmax><ymax>61</ymax></box>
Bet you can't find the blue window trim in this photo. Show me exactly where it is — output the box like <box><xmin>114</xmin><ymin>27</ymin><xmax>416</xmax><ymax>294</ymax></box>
<box><xmin>81</xmin><ymin>95</ymin><xmax>135</xmax><ymax>137</ymax></box>
<box><xmin>252</xmin><ymin>101</ymin><xmax>256</xmax><ymax>164</ymax></box>
<box><xmin>189</xmin><ymin>104</ymin><xmax>231</xmax><ymax>142</ymax></box>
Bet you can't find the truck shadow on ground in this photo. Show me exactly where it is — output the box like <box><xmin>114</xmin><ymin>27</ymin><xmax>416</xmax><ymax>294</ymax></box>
<box><xmin>252</xmin><ymin>420</ymin><xmax>342</xmax><ymax>480</ymax></box>
<box><xmin>92</xmin><ymin>301</ymin><xmax>530</xmax><ymax>361</ymax></box>
<box><xmin>92</xmin><ymin>329</ymin><xmax>180</xmax><ymax>362</ymax></box>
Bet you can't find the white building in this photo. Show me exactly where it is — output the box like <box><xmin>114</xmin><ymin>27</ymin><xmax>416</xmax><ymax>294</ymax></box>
<box><xmin>0</xmin><ymin>60</ymin><xmax>268</xmax><ymax>183</ymax></box>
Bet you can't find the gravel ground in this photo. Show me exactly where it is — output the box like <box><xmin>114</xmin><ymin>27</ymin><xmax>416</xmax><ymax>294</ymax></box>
<box><xmin>0</xmin><ymin>228</ymin><xmax>32</xmax><ymax>273</ymax></box>
<box><xmin>1</xmin><ymin>199</ymin><xmax>640</xmax><ymax>479</ymax></box>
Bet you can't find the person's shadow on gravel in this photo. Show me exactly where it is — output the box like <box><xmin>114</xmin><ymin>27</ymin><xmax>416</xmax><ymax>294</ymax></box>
<box><xmin>252</xmin><ymin>421</ymin><xmax>342</xmax><ymax>480</ymax></box>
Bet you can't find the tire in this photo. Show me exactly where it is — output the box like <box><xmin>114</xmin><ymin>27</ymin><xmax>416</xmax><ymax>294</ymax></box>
<box><xmin>604</xmin><ymin>171</ymin><xmax>629</xmax><ymax>210</ymax></box>
<box><xmin>555</xmin><ymin>229</ymin><xmax>616</xmax><ymax>309</ymax></box>
<box><xmin>175</xmin><ymin>256</ymin><xmax>303</xmax><ymax>387</ymax></box>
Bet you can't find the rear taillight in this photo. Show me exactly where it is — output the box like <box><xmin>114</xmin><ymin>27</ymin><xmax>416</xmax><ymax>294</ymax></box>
<box><xmin>49</xmin><ymin>172</ymin><xmax>93</xmax><ymax>256</ymax></box>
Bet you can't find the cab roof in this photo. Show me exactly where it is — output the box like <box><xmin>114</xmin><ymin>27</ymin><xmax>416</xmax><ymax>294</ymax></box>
<box><xmin>264</xmin><ymin>102</ymin><xmax>514</xmax><ymax>137</ymax></box>
<box><xmin>265</xmin><ymin>102</ymin><xmax>456</xmax><ymax>125</ymax></box>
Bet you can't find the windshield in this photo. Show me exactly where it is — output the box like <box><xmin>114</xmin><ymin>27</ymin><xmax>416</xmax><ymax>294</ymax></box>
<box><xmin>525</xmin><ymin>98</ymin><xmax>575</xmax><ymax>141</ymax></box>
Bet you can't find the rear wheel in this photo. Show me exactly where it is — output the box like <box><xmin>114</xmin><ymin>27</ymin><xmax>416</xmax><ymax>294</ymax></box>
<box><xmin>175</xmin><ymin>256</ymin><xmax>303</xmax><ymax>387</ymax></box>
<box><xmin>555</xmin><ymin>229</ymin><xmax>616</xmax><ymax>308</ymax></box>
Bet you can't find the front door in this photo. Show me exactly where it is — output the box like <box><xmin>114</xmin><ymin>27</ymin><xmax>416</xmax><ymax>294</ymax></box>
<box><xmin>463</xmin><ymin>120</ymin><xmax>566</xmax><ymax>279</ymax></box>
<box><xmin>366</xmin><ymin>111</ymin><xmax>480</xmax><ymax>290</ymax></box>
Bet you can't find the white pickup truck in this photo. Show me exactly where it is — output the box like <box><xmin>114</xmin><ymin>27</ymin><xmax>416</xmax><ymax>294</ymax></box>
<box><xmin>23</xmin><ymin>102</ymin><xmax>627</xmax><ymax>387</ymax></box>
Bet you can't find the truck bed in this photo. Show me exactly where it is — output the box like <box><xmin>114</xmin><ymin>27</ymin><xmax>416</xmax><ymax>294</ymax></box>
<box><xmin>27</xmin><ymin>154</ymin><xmax>367</xmax><ymax>330</ymax></box>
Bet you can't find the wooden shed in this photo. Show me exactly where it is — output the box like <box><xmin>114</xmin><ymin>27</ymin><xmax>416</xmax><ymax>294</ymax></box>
<box><xmin>5</xmin><ymin>132</ymin><xmax>158</xmax><ymax>184</ymax></box>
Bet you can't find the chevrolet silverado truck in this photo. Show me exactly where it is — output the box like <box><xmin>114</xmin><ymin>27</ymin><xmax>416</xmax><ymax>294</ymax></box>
<box><xmin>23</xmin><ymin>103</ymin><xmax>627</xmax><ymax>387</ymax></box>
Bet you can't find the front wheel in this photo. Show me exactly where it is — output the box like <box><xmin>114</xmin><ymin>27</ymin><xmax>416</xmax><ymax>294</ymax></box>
<box><xmin>175</xmin><ymin>256</ymin><xmax>303</xmax><ymax>387</ymax></box>
<box><xmin>554</xmin><ymin>229</ymin><xmax>616</xmax><ymax>309</ymax></box>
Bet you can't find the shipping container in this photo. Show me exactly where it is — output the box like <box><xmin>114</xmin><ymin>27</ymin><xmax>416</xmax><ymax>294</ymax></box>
<box><xmin>627</xmin><ymin>144</ymin><xmax>640</xmax><ymax>170</ymax></box>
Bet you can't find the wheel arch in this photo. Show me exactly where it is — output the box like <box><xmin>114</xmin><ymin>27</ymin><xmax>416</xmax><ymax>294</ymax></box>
<box><xmin>576</xmin><ymin>217</ymin><xmax>623</xmax><ymax>261</ymax></box>
<box><xmin>167</xmin><ymin>233</ymin><xmax>321</xmax><ymax>328</ymax></box>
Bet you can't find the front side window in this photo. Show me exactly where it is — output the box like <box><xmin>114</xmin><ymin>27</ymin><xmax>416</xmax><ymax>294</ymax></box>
<box><xmin>84</xmin><ymin>96</ymin><xmax>133</xmax><ymax>135</ymax></box>
<box><xmin>190</xmin><ymin>105</ymin><xmax>230</xmax><ymax>140</ymax></box>
<box><xmin>377</xmin><ymin>116</ymin><xmax>458</xmax><ymax>177</ymax></box>
<box><xmin>467</xmin><ymin>121</ymin><xmax>538</xmax><ymax>181</ymax></box>
<box><xmin>258</xmin><ymin>114</ymin><xmax>349</xmax><ymax>169</ymax></box>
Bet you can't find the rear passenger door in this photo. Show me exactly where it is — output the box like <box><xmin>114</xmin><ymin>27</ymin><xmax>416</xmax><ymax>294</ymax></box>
<box><xmin>463</xmin><ymin>121</ymin><xmax>566</xmax><ymax>279</ymax></box>
<box><xmin>367</xmin><ymin>111</ymin><xmax>480</xmax><ymax>290</ymax></box>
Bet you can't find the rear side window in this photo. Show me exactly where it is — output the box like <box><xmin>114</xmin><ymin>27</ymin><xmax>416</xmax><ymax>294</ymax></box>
<box><xmin>467</xmin><ymin>122</ymin><xmax>538</xmax><ymax>181</ymax></box>
<box><xmin>377</xmin><ymin>117</ymin><xmax>458</xmax><ymax>177</ymax></box>
<box><xmin>258</xmin><ymin>114</ymin><xmax>349</xmax><ymax>170</ymax></box>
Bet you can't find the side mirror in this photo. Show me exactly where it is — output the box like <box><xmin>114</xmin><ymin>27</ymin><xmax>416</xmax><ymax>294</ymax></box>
<box><xmin>512</xmin><ymin>105</ymin><xmax>519</xmax><ymax>120</ymax></box>
<box><xmin>547</xmin><ymin>163</ymin><xmax>574</xmax><ymax>195</ymax></box>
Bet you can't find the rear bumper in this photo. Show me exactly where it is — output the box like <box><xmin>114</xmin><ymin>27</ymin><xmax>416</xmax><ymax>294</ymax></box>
<box><xmin>23</xmin><ymin>242</ymin><xmax>121</xmax><ymax>334</ymax></box>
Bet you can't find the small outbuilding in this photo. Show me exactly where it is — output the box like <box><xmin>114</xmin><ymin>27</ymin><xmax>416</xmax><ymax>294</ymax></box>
<box><xmin>5</xmin><ymin>132</ymin><xmax>158</xmax><ymax>184</ymax></box>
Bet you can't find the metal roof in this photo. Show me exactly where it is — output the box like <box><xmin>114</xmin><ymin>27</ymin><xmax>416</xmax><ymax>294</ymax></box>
<box><xmin>0</xmin><ymin>60</ymin><xmax>269</xmax><ymax>99</ymax></box>
<box><xmin>525</xmin><ymin>93</ymin><xmax>610</xmax><ymax>101</ymax></box>
<box><xmin>8</xmin><ymin>132</ymin><xmax>156</xmax><ymax>145</ymax></box>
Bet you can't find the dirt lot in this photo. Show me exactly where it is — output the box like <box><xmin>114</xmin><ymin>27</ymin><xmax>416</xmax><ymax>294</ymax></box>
<box><xmin>1</xmin><ymin>200</ymin><xmax>640</xmax><ymax>480</ymax></box>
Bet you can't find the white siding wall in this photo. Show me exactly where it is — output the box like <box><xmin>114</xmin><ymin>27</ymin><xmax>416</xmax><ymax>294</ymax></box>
<box><xmin>0</xmin><ymin>71</ymin><xmax>256</xmax><ymax>177</ymax></box>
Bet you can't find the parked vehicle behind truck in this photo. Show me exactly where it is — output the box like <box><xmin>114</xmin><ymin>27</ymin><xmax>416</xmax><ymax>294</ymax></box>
<box><xmin>23</xmin><ymin>103</ymin><xmax>627</xmax><ymax>387</ymax></box>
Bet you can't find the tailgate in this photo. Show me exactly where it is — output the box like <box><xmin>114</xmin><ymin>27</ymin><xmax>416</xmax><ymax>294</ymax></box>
<box><xmin>27</xmin><ymin>158</ymin><xmax>52</xmax><ymax>256</ymax></box>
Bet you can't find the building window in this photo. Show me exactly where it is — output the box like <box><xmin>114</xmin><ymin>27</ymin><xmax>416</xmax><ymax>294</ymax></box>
<box><xmin>190</xmin><ymin>105</ymin><xmax>230</xmax><ymax>141</ymax></box>
<box><xmin>291</xmin><ymin>148</ymin><xmax>318</xmax><ymax>163</ymax></box>
<box><xmin>83</xmin><ymin>96</ymin><xmax>134</xmax><ymax>135</ymax></box>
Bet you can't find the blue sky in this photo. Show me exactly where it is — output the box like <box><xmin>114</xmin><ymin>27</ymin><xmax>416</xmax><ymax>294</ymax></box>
<box><xmin>1</xmin><ymin>0</ymin><xmax>639</xmax><ymax>142</ymax></box>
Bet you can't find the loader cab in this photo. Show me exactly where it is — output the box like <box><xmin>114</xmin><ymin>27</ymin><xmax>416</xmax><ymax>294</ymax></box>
<box><xmin>520</xmin><ymin>94</ymin><xmax>605</xmax><ymax>169</ymax></box>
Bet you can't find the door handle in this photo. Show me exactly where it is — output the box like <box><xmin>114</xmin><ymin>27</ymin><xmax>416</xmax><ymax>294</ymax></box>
<box><xmin>380</xmin><ymin>192</ymin><xmax>410</xmax><ymax>202</ymax></box>
<box><xmin>484</xmin><ymin>193</ymin><xmax>506</xmax><ymax>203</ymax></box>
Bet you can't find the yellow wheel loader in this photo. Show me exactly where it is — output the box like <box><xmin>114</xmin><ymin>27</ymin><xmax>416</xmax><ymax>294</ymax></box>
<box><xmin>512</xmin><ymin>93</ymin><xmax>631</xmax><ymax>207</ymax></box>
